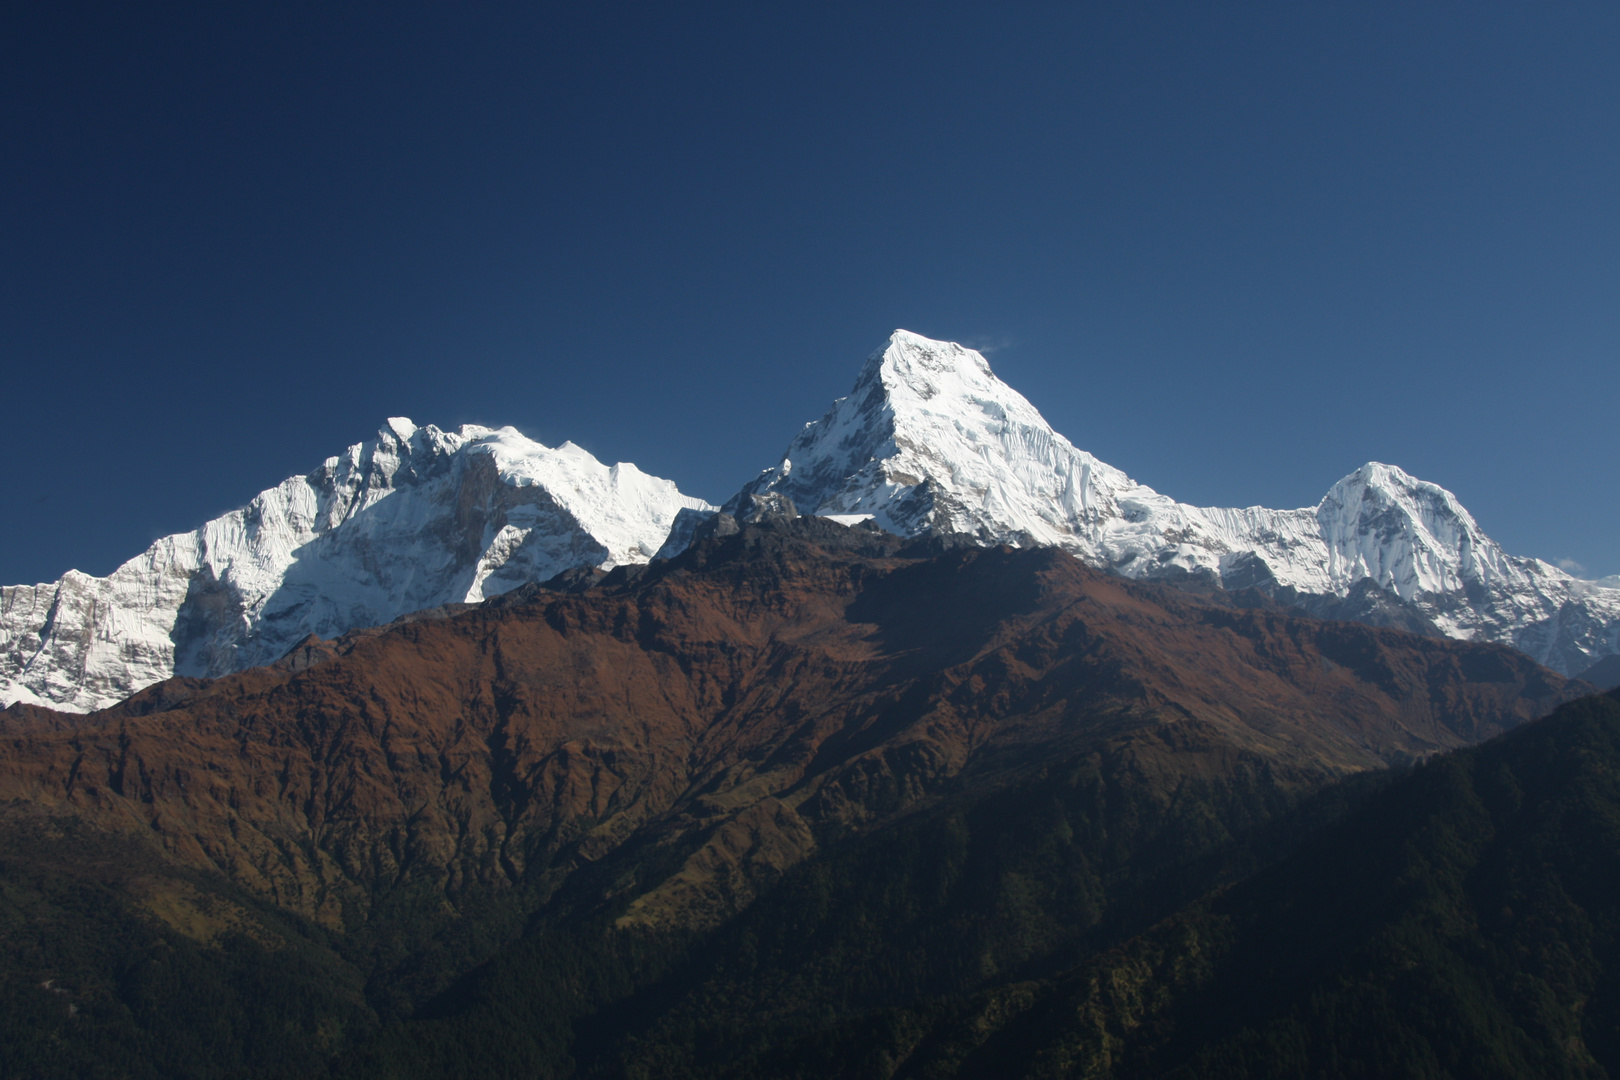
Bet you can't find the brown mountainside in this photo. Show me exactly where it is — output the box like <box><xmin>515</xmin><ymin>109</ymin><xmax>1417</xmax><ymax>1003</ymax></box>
<box><xmin>0</xmin><ymin>519</ymin><xmax>1579</xmax><ymax>942</ymax></box>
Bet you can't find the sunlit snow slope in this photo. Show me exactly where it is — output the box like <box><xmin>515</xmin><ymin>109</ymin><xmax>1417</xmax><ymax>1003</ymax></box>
<box><xmin>5</xmin><ymin>331</ymin><xmax>1613</xmax><ymax>714</ymax></box>
<box><xmin>1</xmin><ymin>419</ymin><xmax>713</xmax><ymax>712</ymax></box>
<box><xmin>726</xmin><ymin>330</ymin><xmax>1620</xmax><ymax>675</ymax></box>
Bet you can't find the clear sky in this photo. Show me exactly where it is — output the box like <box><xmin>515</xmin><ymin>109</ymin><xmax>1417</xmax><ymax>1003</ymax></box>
<box><xmin>4</xmin><ymin>3</ymin><xmax>1617</xmax><ymax>586</ymax></box>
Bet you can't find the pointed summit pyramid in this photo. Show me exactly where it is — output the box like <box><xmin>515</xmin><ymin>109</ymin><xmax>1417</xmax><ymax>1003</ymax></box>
<box><xmin>725</xmin><ymin>330</ymin><xmax>1295</xmax><ymax>579</ymax></box>
<box><xmin>1315</xmin><ymin>461</ymin><xmax>1514</xmax><ymax>601</ymax></box>
<box><xmin>722</xmin><ymin>331</ymin><xmax>1619</xmax><ymax>675</ymax></box>
<box><xmin>727</xmin><ymin>329</ymin><xmax>1169</xmax><ymax>549</ymax></box>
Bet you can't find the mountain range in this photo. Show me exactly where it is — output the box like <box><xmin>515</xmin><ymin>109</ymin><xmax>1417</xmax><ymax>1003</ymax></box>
<box><xmin>722</xmin><ymin>331</ymin><xmax>1619</xmax><ymax>677</ymax></box>
<box><xmin>0</xmin><ymin>513</ymin><xmax>1596</xmax><ymax>1077</ymax></box>
<box><xmin>4</xmin><ymin>329</ymin><xmax>1617</xmax><ymax>715</ymax></box>
<box><xmin>1</xmin><ymin>330</ymin><xmax>1615</xmax><ymax>1078</ymax></box>
<box><xmin>0</xmin><ymin>420</ymin><xmax>712</xmax><ymax>711</ymax></box>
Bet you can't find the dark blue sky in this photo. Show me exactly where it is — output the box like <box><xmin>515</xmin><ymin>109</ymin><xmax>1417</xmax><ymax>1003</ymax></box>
<box><xmin>5</xmin><ymin>3</ymin><xmax>1617</xmax><ymax>585</ymax></box>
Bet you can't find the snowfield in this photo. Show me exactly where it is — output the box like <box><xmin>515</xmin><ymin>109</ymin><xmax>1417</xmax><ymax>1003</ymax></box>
<box><xmin>1</xmin><ymin>421</ymin><xmax>712</xmax><ymax>712</ymax></box>
<box><xmin>723</xmin><ymin>330</ymin><xmax>1620</xmax><ymax>675</ymax></box>
<box><xmin>4</xmin><ymin>329</ymin><xmax>1615</xmax><ymax>714</ymax></box>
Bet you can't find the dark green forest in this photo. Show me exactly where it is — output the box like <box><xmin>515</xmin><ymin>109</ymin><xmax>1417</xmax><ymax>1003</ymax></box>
<box><xmin>6</xmin><ymin>690</ymin><xmax>1619</xmax><ymax>1079</ymax></box>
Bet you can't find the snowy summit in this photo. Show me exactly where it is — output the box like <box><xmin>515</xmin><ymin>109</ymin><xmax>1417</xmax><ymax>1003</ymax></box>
<box><xmin>3</xmin><ymin>329</ymin><xmax>1616</xmax><ymax>715</ymax></box>
<box><xmin>721</xmin><ymin>330</ymin><xmax>1620</xmax><ymax>676</ymax></box>
<box><xmin>0</xmin><ymin>421</ymin><xmax>713</xmax><ymax>712</ymax></box>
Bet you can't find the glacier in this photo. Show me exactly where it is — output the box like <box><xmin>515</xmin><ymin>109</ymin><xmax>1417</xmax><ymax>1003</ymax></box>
<box><xmin>1</xmin><ymin>419</ymin><xmax>713</xmax><ymax>712</ymax></box>
<box><xmin>723</xmin><ymin>330</ymin><xmax>1620</xmax><ymax>676</ymax></box>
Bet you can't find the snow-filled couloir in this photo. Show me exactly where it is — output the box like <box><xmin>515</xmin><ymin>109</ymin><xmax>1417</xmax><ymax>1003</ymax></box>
<box><xmin>1</xmin><ymin>419</ymin><xmax>714</xmax><ymax>712</ymax></box>
<box><xmin>719</xmin><ymin>330</ymin><xmax>1619</xmax><ymax>676</ymax></box>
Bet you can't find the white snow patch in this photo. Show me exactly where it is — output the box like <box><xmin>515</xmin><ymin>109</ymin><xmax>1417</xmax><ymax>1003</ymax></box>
<box><xmin>729</xmin><ymin>329</ymin><xmax>1620</xmax><ymax>675</ymax></box>
<box><xmin>2</xmin><ymin>419</ymin><xmax>713</xmax><ymax>713</ymax></box>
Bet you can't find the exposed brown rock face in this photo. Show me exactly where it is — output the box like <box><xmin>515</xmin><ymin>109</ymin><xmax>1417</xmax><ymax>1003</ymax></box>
<box><xmin>0</xmin><ymin>521</ymin><xmax>1578</xmax><ymax>932</ymax></box>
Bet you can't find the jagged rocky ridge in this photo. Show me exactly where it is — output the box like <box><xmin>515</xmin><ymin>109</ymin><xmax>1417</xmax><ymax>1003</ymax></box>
<box><xmin>0</xmin><ymin>517</ymin><xmax>1589</xmax><ymax>1076</ymax></box>
<box><xmin>0</xmin><ymin>518</ymin><xmax>1580</xmax><ymax>935</ymax></box>
<box><xmin>3</xmin><ymin>330</ymin><xmax>1616</xmax><ymax>713</ymax></box>
<box><xmin>0</xmin><ymin>419</ymin><xmax>712</xmax><ymax>712</ymax></box>
<box><xmin>721</xmin><ymin>330</ymin><xmax>1620</xmax><ymax>675</ymax></box>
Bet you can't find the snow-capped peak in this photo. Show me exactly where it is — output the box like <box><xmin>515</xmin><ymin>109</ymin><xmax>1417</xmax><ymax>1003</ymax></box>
<box><xmin>869</xmin><ymin>328</ymin><xmax>1000</xmax><ymax>402</ymax></box>
<box><xmin>1</xmin><ymin>419</ymin><xmax>713</xmax><ymax>713</ymax></box>
<box><xmin>722</xmin><ymin>331</ymin><xmax>1620</xmax><ymax>675</ymax></box>
<box><xmin>6</xmin><ymin>332</ymin><xmax>1616</xmax><ymax>715</ymax></box>
<box><xmin>728</xmin><ymin>329</ymin><xmax>1149</xmax><ymax>547</ymax></box>
<box><xmin>386</xmin><ymin>416</ymin><xmax>419</xmax><ymax>442</ymax></box>
<box><xmin>1315</xmin><ymin>461</ymin><xmax>1508</xmax><ymax>600</ymax></box>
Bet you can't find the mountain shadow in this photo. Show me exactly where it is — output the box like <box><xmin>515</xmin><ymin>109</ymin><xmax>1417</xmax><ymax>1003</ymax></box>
<box><xmin>0</xmin><ymin>519</ymin><xmax>1593</xmax><ymax>1077</ymax></box>
<box><xmin>832</xmin><ymin>687</ymin><xmax>1620</xmax><ymax>1080</ymax></box>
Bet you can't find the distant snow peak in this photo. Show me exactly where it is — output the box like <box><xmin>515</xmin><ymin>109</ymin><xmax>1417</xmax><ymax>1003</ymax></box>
<box><xmin>718</xmin><ymin>330</ymin><xmax>1620</xmax><ymax>676</ymax></box>
<box><xmin>6</xmin><ymin>330</ymin><xmax>1618</xmax><ymax>716</ymax></box>
<box><xmin>1</xmin><ymin>418</ymin><xmax>712</xmax><ymax>713</ymax></box>
<box><xmin>874</xmin><ymin>328</ymin><xmax>998</xmax><ymax>396</ymax></box>
<box><xmin>727</xmin><ymin>329</ymin><xmax>1134</xmax><ymax>550</ymax></box>
<box><xmin>1313</xmin><ymin>461</ymin><xmax>1502</xmax><ymax>600</ymax></box>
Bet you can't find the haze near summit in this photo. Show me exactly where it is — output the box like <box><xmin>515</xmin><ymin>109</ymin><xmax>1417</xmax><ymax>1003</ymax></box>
<box><xmin>3</xmin><ymin>4</ymin><xmax>1616</xmax><ymax>586</ymax></box>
